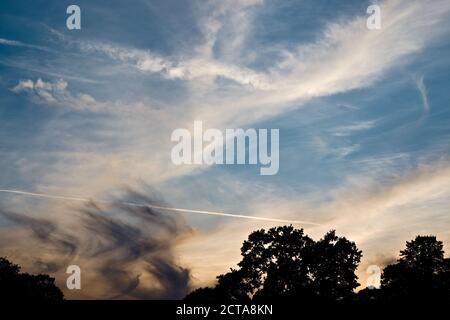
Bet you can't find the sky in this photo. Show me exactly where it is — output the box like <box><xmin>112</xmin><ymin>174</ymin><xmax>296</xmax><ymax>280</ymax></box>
<box><xmin>1</xmin><ymin>0</ymin><xmax>450</xmax><ymax>299</ymax></box>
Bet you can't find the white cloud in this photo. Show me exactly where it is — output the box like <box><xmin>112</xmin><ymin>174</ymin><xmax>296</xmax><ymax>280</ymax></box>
<box><xmin>9</xmin><ymin>0</ymin><xmax>450</xmax><ymax>192</ymax></box>
<box><xmin>0</xmin><ymin>37</ymin><xmax>52</xmax><ymax>52</ymax></box>
<box><xmin>179</xmin><ymin>162</ymin><xmax>450</xmax><ymax>288</ymax></box>
<box><xmin>414</xmin><ymin>75</ymin><xmax>430</xmax><ymax>113</ymax></box>
<box><xmin>0</xmin><ymin>38</ymin><xmax>25</xmax><ymax>46</ymax></box>
<box><xmin>79</xmin><ymin>41</ymin><xmax>272</xmax><ymax>89</ymax></box>
<box><xmin>330</xmin><ymin>120</ymin><xmax>377</xmax><ymax>137</ymax></box>
<box><xmin>8</xmin><ymin>0</ymin><xmax>450</xmax><ymax>190</ymax></box>
<box><xmin>10</xmin><ymin>78</ymin><xmax>152</xmax><ymax>115</ymax></box>
<box><xmin>182</xmin><ymin>0</ymin><xmax>450</xmax><ymax>129</ymax></box>
<box><xmin>194</xmin><ymin>0</ymin><xmax>263</xmax><ymax>62</ymax></box>
<box><xmin>11</xmin><ymin>78</ymin><xmax>67</xmax><ymax>103</ymax></box>
<box><xmin>6</xmin><ymin>0</ymin><xmax>450</xmax><ymax>290</ymax></box>
<box><xmin>52</xmin><ymin>0</ymin><xmax>450</xmax><ymax>125</ymax></box>
<box><xmin>11</xmin><ymin>79</ymin><xmax>35</xmax><ymax>92</ymax></box>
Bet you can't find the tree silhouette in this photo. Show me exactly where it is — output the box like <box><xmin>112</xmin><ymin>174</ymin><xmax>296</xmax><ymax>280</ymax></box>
<box><xmin>0</xmin><ymin>257</ymin><xmax>64</xmax><ymax>301</ymax></box>
<box><xmin>238</xmin><ymin>226</ymin><xmax>315</xmax><ymax>300</ymax></box>
<box><xmin>309</xmin><ymin>230</ymin><xmax>362</xmax><ymax>301</ymax></box>
<box><xmin>186</xmin><ymin>229</ymin><xmax>450</xmax><ymax>304</ymax></box>
<box><xmin>380</xmin><ymin>235</ymin><xmax>450</xmax><ymax>302</ymax></box>
<box><xmin>185</xmin><ymin>226</ymin><xmax>362</xmax><ymax>302</ymax></box>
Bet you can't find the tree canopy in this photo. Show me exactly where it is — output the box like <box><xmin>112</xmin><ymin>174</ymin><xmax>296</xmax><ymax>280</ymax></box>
<box><xmin>380</xmin><ymin>235</ymin><xmax>450</xmax><ymax>302</ymax></box>
<box><xmin>185</xmin><ymin>226</ymin><xmax>362</xmax><ymax>302</ymax></box>
<box><xmin>0</xmin><ymin>257</ymin><xmax>63</xmax><ymax>301</ymax></box>
<box><xmin>186</xmin><ymin>227</ymin><xmax>450</xmax><ymax>304</ymax></box>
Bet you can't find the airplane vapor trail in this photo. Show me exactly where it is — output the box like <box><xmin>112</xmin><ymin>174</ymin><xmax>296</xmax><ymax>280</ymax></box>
<box><xmin>0</xmin><ymin>189</ymin><xmax>321</xmax><ymax>226</ymax></box>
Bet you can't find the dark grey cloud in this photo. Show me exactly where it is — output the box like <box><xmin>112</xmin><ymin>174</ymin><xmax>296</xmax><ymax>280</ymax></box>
<box><xmin>0</xmin><ymin>210</ymin><xmax>78</xmax><ymax>260</ymax></box>
<box><xmin>0</xmin><ymin>187</ymin><xmax>193</xmax><ymax>299</ymax></box>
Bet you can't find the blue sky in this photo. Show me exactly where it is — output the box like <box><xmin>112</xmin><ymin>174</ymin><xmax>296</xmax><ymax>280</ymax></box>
<box><xmin>1</xmin><ymin>0</ymin><xmax>450</xmax><ymax>298</ymax></box>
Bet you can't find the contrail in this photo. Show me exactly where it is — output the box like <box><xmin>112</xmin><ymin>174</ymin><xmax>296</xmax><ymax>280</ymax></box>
<box><xmin>0</xmin><ymin>189</ymin><xmax>321</xmax><ymax>226</ymax></box>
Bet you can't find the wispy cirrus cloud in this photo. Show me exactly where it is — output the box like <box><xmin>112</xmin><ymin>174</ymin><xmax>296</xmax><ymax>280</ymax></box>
<box><xmin>179</xmin><ymin>161</ymin><xmax>450</xmax><ymax>288</ymax></box>
<box><xmin>2</xmin><ymin>0</ymin><xmax>450</xmax><ymax>296</ymax></box>
<box><xmin>10</xmin><ymin>78</ymin><xmax>151</xmax><ymax>115</ymax></box>
<box><xmin>13</xmin><ymin>0</ymin><xmax>450</xmax><ymax>127</ymax></box>
<box><xmin>78</xmin><ymin>41</ymin><xmax>272</xmax><ymax>89</ymax></box>
<box><xmin>4</xmin><ymin>0</ymin><xmax>449</xmax><ymax>196</ymax></box>
<box><xmin>0</xmin><ymin>188</ymin><xmax>193</xmax><ymax>299</ymax></box>
<box><xmin>330</xmin><ymin>120</ymin><xmax>377</xmax><ymax>137</ymax></box>
<box><xmin>0</xmin><ymin>37</ymin><xmax>51</xmax><ymax>51</ymax></box>
<box><xmin>6</xmin><ymin>0</ymin><xmax>450</xmax><ymax>215</ymax></box>
<box><xmin>414</xmin><ymin>75</ymin><xmax>430</xmax><ymax>113</ymax></box>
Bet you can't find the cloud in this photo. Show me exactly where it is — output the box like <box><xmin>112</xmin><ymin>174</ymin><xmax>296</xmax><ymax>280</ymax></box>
<box><xmin>414</xmin><ymin>75</ymin><xmax>430</xmax><ymax>113</ymax></box>
<box><xmin>10</xmin><ymin>78</ymin><xmax>151</xmax><ymax>115</ymax></box>
<box><xmin>330</xmin><ymin>120</ymin><xmax>377</xmax><ymax>137</ymax></box>
<box><xmin>53</xmin><ymin>0</ymin><xmax>269</xmax><ymax>90</ymax></box>
<box><xmin>332</xmin><ymin>144</ymin><xmax>360</xmax><ymax>158</ymax></box>
<box><xmin>193</xmin><ymin>0</ymin><xmax>263</xmax><ymax>61</ymax></box>
<box><xmin>5</xmin><ymin>0</ymin><xmax>450</xmax><ymax>214</ymax></box>
<box><xmin>0</xmin><ymin>38</ymin><xmax>27</xmax><ymax>47</ymax></box>
<box><xmin>178</xmin><ymin>161</ymin><xmax>450</xmax><ymax>289</ymax></box>
<box><xmin>222</xmin><ymin>0</ymin><xmax>450</xmax><ymax>123</ymax></box>
<box><xmin>0</xmin><ymin>60</ymin><xmax>102</xmax><ymax>84</ymax></box>
<box><xmin>0</xmin><ymin>210</ymin><xmax>78</xmax><ymax>259</ymax></box>
<box><xmin>12</xmin><ymin>78</ymin><xmax>71</xmax><ymax>105</ymax></box>
<box><xmin>0</xmin><ymin>188</ymin><xmax>319</xmax><ymax>225</ymax></box>
<box><xmin>0</xmin><ymin>38</ymin><xmax>50</xmax><ymax>52</ymax></box>
<box><xmin>78</xmin><ymin>41</ymin><xmax>272</xmax><ymax>89</ymax></box>
<box><xmin>57</xmin><ymin>0</ymin><xmax>450</xmax><ymax>131</ymax></box>
<box><xmin>10</xmin><ymin>79</ymin><xmax>35</xmax><ymax>92</ymax></box>
<box><xmin>3</xmin><ymin>0</ymin><xmax>450</xmax><ymax>295</ymax></box>
<box><xmin>0</xmin><ymin>188</ymin><xmax>193</xmax><ymax>299</ymax></box>
<box><xmin>10</xmin><ymin>0</ymin><xmax>450</xmax><ymax>126</ymax></box>
<box><xmin>13</xmin><ymin>0</ymin><xmax>450</xmax><ymax>123</ymax></box>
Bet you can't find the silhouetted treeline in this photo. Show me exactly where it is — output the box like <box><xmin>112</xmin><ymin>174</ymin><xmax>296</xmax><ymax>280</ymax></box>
<box><xmin>0</xmin><ymin>257</ymin><xmax>63</xmax><ymax>301</ymax></box>
<box><xmin>359</xmin><ymin>235</ymin><xmax>450</xmax><ymax>304</ymax></box>
<box><xmin>1</xmin><ymin>225</ymin><xmax>450</xmax><ymax>303</ymax></box>
<box><xmin>185</xmin><ymin>226</ymin><xmax>450</xmax><ymax>304</ymax></box>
